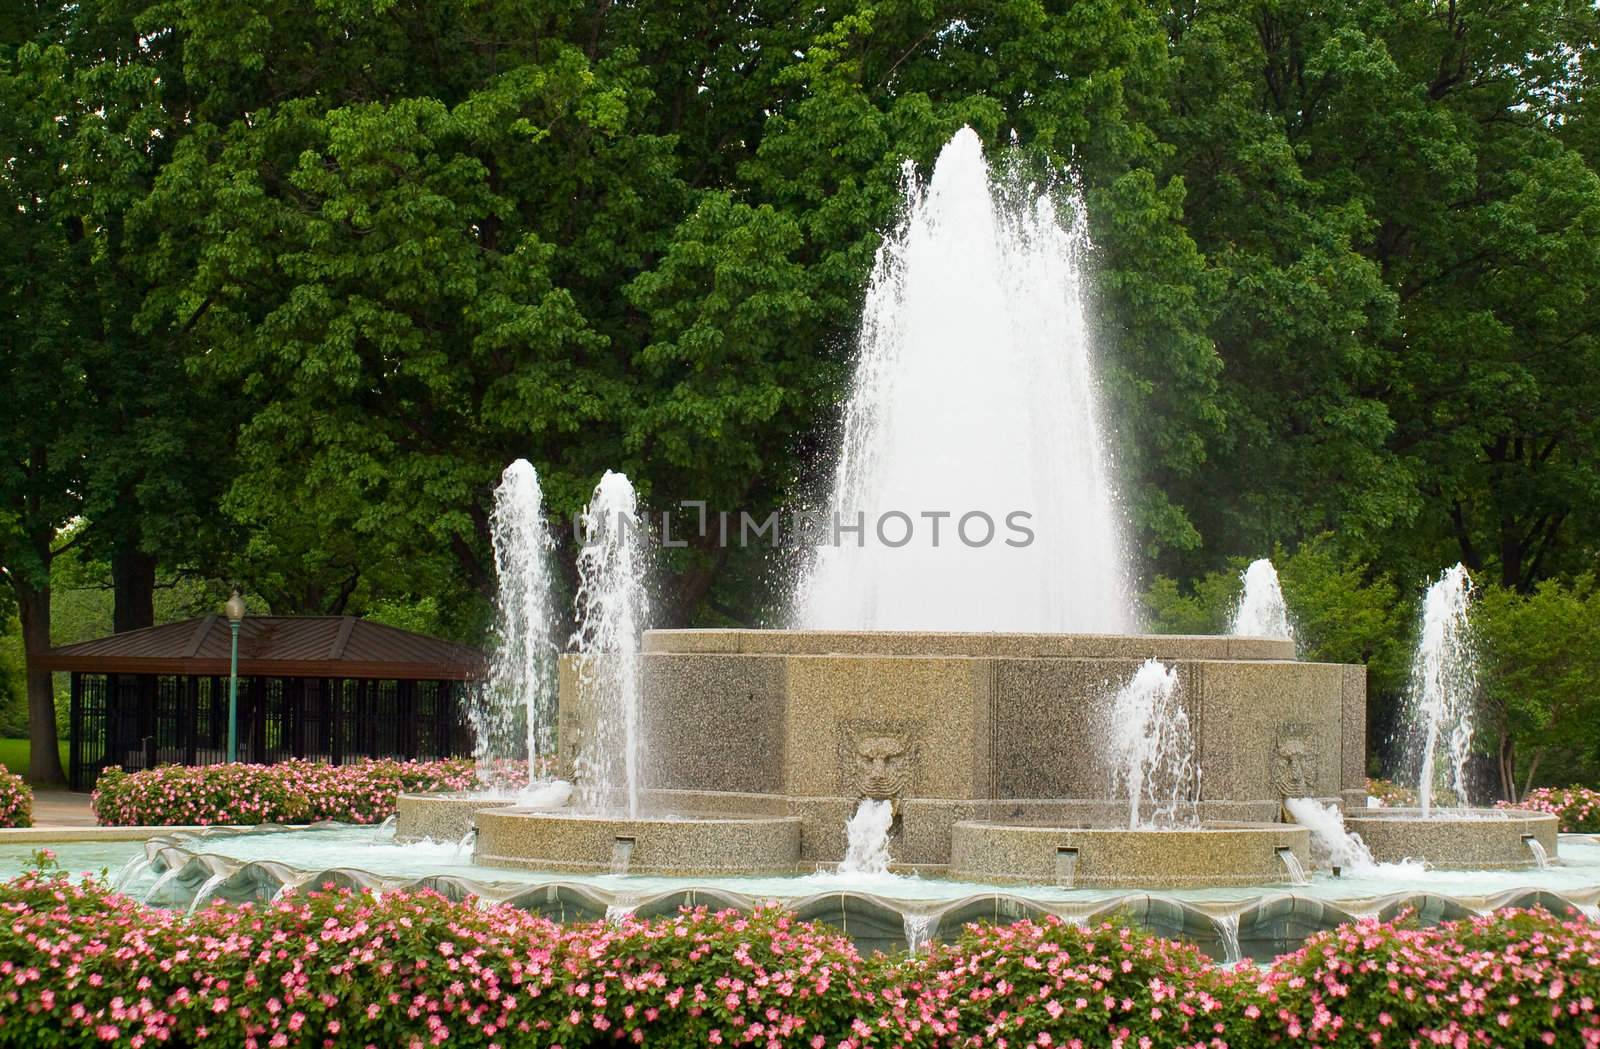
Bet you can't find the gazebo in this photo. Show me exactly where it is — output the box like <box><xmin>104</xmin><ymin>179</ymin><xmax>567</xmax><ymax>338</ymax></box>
<box><xmin>38</xmin><ymin>616</ymin><xmax>485</xmax><ymax>790</ymax></box>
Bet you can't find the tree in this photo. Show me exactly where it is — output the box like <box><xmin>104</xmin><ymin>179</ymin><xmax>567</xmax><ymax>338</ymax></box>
<box><xmin>1</xmin><ymin>38</ymin><xmax>95</xmax><ymax>785</ymax></box>
<box><xmin>1474</xmin><ymin>577</ymin><xmax>1600</xmax><ymax>800</ymax></box>
<box><xmin>1279</xmin><ymin>0</ymin><xmax>1600</xmax><ymax>590</ymax></box>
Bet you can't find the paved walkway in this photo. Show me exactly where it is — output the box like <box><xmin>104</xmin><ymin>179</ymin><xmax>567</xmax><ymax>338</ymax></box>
<box><xmin>29</xmin><ymin>790</ymin><xmax>96</xmax><ymax>828</ymax></box>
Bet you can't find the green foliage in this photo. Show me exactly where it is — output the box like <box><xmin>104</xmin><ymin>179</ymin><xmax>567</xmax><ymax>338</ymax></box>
<box><xmin>1474</xmin><ymin>577</ymin><xmax>1600</xmax><ymax>797</ymax></box>
<box><xmin>1276</xmin><ymin>538</ymin><xmax>1409</xmax><ymax>700</ymax></box>
<box><xmin>1146</xmin><ymin>537</ymin><xmax>1409</xmax><ymax>697</ymax></box>
<box><xmin>0</xmin><ymin>620</ymin><xmax>23</xmax><ymax>737</ymax></box>
<box><xmin>8</xmin><ymin>0</ymin><xmax>1600</xmax><ymax>794</ymax></box>
<box><xmin>1144</xmin><ymin>568</ymin><xmax>1242</xmax><ymax>635</ymax></box>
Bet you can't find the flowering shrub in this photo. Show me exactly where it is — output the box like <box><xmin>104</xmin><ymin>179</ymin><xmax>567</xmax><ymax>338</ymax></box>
<box><xmin>1364</xmin><ymin>777</ymin><xmax>1415</xmax><ymax>807</ymax></box>
<box><xmin>0</xmin><ymin>871</ymin><xmax>876</xmax><ymax>1049</ymax></box>
<box><xmin>1365</xmin><ymin>777</ymin><xmax>1417</xmax><ymax>807</ymax></box>
<box><xmin>1501</xmin><ymin>786</ymin><xmax>1600</xmax><ymax>832</ymax></box>
<box><xmin>1249</xmin><ymin>908</ymin><xmax>1599</xmax><ymax>1047</ymax></box>
<box><xmin>0</xmin><ymin>767</ymin><xmax>30</xmax><ymax>828</ymax></box>
<box><xmin>91</xmin><ymin>758</ymin><xmax>477</xmax><ymax>826</ymax></box>
<box><xmin>886</xmin><ymin>916</ymin><xmax>1239</xmax><ymax>1048</ymax></box>
<box><xmin>1</xmin><ymin>871</ymin><xmax>1597</xmax><ymax>1049</ymax></box>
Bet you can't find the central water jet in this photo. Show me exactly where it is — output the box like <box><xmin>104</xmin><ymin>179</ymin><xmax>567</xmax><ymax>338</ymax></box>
<box><xmin>796</xmin><ymin>126</ymin><xmax>1132</xmax><ymax>633</ymax></box>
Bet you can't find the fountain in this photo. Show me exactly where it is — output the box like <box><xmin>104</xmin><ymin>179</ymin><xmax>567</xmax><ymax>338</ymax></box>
<box><xmin>1284</xmin><ymin>797</ymin><xmax>1375</xmax><ymax>873</ymax></box>
<box><xmin>570</xmin><ymin>470</ymin><xmax>650</xmax><ymax>816</ymax></box>
<box><xmin>1232</xmin><ymin>559</ymin><xmax>1295</xmax><ymax>642</ymax></box>
<box><xmin>387</xmin><ymin>128</ymin><xmax>1560</xmax><ymax>892</ymax></box>
<box><xmin>795</xmin><ymin>126</ymin><xmax>1132</xmax><ymax>634</ymax></box>
<box><xmin>445</xmin><ymin>128</ymin><xmax>1343</xmax><ymax>887</ymax></box>
<box><xmin>1345</xmin><ymin>565</ymin><xmax>1556</xmax><ymax>868</ymax></box>
<box><xmin>395</xmin><ymin>459</ymin><xmax>568</xmax><ymax>843</ymax></box>
<box><xmin>948</xmin><ymin>658</ymin><xmax>1310</xmax><ymax>887</ymax></box>
<box><xmin>838</xmin><ymin>799</ymin><xmax>895</xmax><ymax>876</ymax></box>
<box><xmin>1108</xmin><ymin>660</ymin><xmax>1196</xmax><ymax>829</ymax></box>
<box><xmin>471</xmin><ymin>471</ymin><xmax>802</xmax><ymax>875</ymax></box>
<box><xmin>53</xmin><ymin>127</ymin><xmax>1600</xmax><ymax>955</ymax></box>
<box><xmin>482</xmin><ymin>458</ymin><xmax>562</xmax><ymax>778</ymax></box>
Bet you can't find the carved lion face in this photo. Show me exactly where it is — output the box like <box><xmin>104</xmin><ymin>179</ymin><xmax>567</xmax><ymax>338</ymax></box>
<box><xmin>854</xmin><ymin>735</ymin><xmax>913</xmax><ymax>799</ymax></box>
<box><xmin>1274</xmin><ymin>737</ymin><xmax>1316</xmax><ymax>799</ymax></box>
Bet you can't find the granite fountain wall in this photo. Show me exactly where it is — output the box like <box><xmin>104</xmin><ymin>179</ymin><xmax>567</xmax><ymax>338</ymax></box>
<box><xmin>554</xmin><ymin>629</ymin><xmax>1367</xmax><ymax>871</ymax></box>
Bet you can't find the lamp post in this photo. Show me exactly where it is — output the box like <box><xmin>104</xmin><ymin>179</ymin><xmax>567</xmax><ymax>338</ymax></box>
<box><xmin>225</xmin><ymin>590</ymin><xmax>246</xmax><ymax>763</ymax></box>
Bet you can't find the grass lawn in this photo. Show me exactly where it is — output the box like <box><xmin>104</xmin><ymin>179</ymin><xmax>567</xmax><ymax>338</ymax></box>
<box><xmin>0</xmin><ymin>738</ymin><xmax>71</xmax><ymax>780</ymax></box>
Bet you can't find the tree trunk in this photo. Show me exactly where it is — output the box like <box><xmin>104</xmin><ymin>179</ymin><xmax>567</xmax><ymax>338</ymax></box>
<box><xmin>112</xmin><ymin>546</ymin><xmax>157</xmax><ymax>633</ymax></box>
<box><xmin>15</xmin><ymin>578</ymin><xmax>66</xmax><ymax>787</ymax></box>
<box><xmin>1496</xmin><ymin>729</ymin><xmax>1514</xmax><ymax>804</ymax></box>
<box><xmin>1519</xmin><ymin>748</ymin><xmax>1544</xmax><ymax>803</ymax></box>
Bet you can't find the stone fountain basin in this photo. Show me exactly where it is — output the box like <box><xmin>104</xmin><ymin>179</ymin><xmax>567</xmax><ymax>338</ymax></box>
<box><xmin>395</xmin><ymin>793</ymin><xmax>523</xmax><ymax>844</ymax></box>
<box><xmin>949</xmin><ymin>820</ymin><xmax>1312</xmax><ymax>888</ymax></box>
<box><xmin>1343</xmin><ymin>808</ymin><xmax>1558</xmax><ymax>869</ymax></box>
<box><xmin>473</xmin><ymin>809</ymin><xmax>804</xmax><ymax>876</ymax></box>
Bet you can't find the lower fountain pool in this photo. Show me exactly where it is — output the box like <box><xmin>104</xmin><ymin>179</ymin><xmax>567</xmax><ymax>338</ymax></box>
<box><xmin>6</xmin><ymin>824</ymin><xmax>1596</xmax><ymax>910</ymax></box>
<box><xmin>4</xmin><ymin>825</ymin><xmax>1597</xmax><ymax>962</ymax></box>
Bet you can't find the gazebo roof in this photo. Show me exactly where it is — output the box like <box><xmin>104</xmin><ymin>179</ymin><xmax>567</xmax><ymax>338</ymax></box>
<box><xmin>37</xmin><ymin>616</ymin><xmax>485</xmax><ymax>681</ymax></box>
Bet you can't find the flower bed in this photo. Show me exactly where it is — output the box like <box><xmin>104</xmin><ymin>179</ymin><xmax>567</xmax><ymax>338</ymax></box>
<box><xmin>1501</xmin><ymin>786</ymin><xmax>1600</xmax><ymax>833</ymax></box>
<box><xmin>1364</xmin><ymin>776</ymin><xmax>1417</xmax><ymax>807</ymax></box>
<box><xmin>0</xmin><ymin>865</ymin><xmax>1595</xmax><ymax>1048</ymax></box>
<box><xmin>90</xmin><ymin>758</ymin><xmax>477</xmax><ymax>826</ymax></box>
<box><xmin>0</xmin><ymin>768</ymin><xmax>29</xmax><ymax>828</ymax></box>
<box><xmin>1252</xmin><ymin>907</ymin><xmax>1600</xmax><ymax>1047</ymax></box>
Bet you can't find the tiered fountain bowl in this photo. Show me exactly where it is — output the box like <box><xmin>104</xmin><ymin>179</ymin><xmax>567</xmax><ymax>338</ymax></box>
<box><xmin>392</xmin><ymin>629</ymin><xmax>1562</xmax><ymax>882</ymax></box>
<box><xmin>949</xmin><ymin>820</ymin><xmax>1312</xmax><ymax>888</ymax></box>
<box><xmin>1343</xmin><ymin>807</ymin><xmax>1558</xmax><ymax>870</ymax></box>
<box><xmin>473</xmin><ymin>808</ymin><xmax>803</xmax><ymax>876</ymax></box>
<box><xmin>395</xmin><ymin>629</ymin><xmax>1356</xmax><ymax>885</ymax></box>
<box><xmin>394</xmin><ymin>793</ymin><xmax>521</xmax><ymax>844</ymax></box>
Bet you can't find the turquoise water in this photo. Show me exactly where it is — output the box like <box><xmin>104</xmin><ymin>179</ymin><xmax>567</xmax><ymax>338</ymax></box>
<box><xmin>0</xmin><ymin>839</ymin><xmax>148</xmax><ymax>882</ymax></box>
<box><xmin>5</xmin><ymin>825</ymin><xmax>1595</xmax><ymax>915</ymax></box>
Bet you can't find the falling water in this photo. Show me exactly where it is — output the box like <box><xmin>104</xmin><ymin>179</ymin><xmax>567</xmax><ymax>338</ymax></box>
<box><xmin>1231</xmin><ymin>559</ymin><xmax>1295</xmax><ymax>642</ymax></box>
<box><xmin>572</xmin><ymin>471</ymin><xmax>651</xmax><ymax>817</ymax></box>
<box><xmin>1214</xmin><ymin>914</ymin><xmax>1242</xmax><ymax>966</ymax></box>
<box><xmin>1398</xmin><ymin>565</ymin><xmax>1477</xmax><ymax>815</ymax></box>
<box><xmin>1285</xmin><ymin>797</ymin><xmax>1376</xmax><ymax>873</ymax></box>
<box><xmin>838</xmin><ymin>798</ymin><xmax>895</xmax><ymax>875</ymax></box>
<box><xmin>610</xmin><ymin>837</ymin><xmax>636</xmax><ymax>876</ymax></box>
<box><xmin>112</xmin><ymin>855</ymin><xmax>153</xmax><ymax>893</ymax></box>
<box><xmin>795</xmin><ymin>126</ymin><xmax>1133</xmax><ymax>633</ymax></box>
<box><xmin>140</xmin><ymin>866</ymin><xmax>183</xmax><ymax>906</ymax></box>
<box><xmin>1108</xmin><ymin>660</ymin><xmax>1197</xmax><ymax>829</ymax></box>
<box><xmin>903</xmin><ymin>913</ymin><xmax>939</xmax><ymax>953</ymax></box>
<box><xmin>471</xmin><ymin>459</ymin><xmax>560</xmax><ymax>790</ymax></box>
<box><xmin>1525</xmin><ymin>837</ymin><xmax>1550</xmax><ymax>870</ymax></box>
<box><xmin>1276</xmin><ymin>847</ymin><xmax>1310</xmax><ymax>886</ymax></box>
<box><xmin>186</xmin><ymin>871</ymin><xmax>230</xmax><ymax>915</ymax></box>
